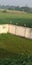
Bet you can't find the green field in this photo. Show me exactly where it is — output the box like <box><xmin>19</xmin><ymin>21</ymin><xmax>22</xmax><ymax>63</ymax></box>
<box><xmin>0</xmin><ymin>10</ymin><xmax>32</xmax><ymax>65</ymax></box>
<box><xmin>0</xmin><ymin>10</ymin><xmax>32</xmax><ymax>27</ymax></box>
<box><xmin>0</xmin><ymin>34</ymin><xmax>32</xmax><ymax>65</ymax></box>
<box><xmin>0</xmin><ymin>34</ymin><xmax>32</xmax><ymax>55</ymax></box>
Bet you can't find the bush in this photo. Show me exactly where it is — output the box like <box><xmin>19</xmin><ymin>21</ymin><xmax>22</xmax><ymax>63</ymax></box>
<box><xmin>3</xmin><ymin>10</ymin><xmax>7</xmax><ymax>13</ymax></box>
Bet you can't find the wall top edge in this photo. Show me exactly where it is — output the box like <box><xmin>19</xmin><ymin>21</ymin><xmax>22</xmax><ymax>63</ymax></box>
<box><xmin>0</xmin><ymin>24</ymin><xmax>32</xmax><ymax>29</ymax></box>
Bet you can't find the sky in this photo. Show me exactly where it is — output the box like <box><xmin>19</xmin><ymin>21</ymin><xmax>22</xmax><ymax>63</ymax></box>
<box><xmin>0</xmin><ymin>0</ymin><xmax>32</xmax><ymax>8</ymax></box>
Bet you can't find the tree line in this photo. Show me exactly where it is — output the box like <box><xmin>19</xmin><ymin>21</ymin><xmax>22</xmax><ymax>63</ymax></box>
<box><xmin>0</xmin><ymin>5</ymin><xmax>32</xmax><ymax>13</ymax></box>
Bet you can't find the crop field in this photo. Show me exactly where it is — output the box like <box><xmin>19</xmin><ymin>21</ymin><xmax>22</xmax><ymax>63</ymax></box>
<box><xmin>0</xmin><ymin>34</ymin><xmax>32</xmax><ymax>65</ymax></box>
<box><xmin>0</xmin><ymin>10</ymin><xmax>32</xmax><ymax>27</ymax></box>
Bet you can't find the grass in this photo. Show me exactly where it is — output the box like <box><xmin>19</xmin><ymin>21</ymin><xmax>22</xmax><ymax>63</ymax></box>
<box><xmin>0</xmin><ymin>10</ymin><xmax>32</xmax><ymax>64</ymax></box>
<box><xmin>0</xmin><ymin>11</ymin><xmax>32</xmax><ymax>27</ymax></box>
<box><xmin>0</xmin><ymin>33</ymin><xmax>32</xmax><ymax>56</ymax></box>
<box><xmin>0</xmin><ymin>34</ymin><xmax>32</xmax><ymax>65</ymax></box>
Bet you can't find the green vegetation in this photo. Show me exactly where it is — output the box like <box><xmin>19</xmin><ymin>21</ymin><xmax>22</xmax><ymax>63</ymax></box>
<box><xmin>0</xmin><ymin>34</ymin><xmax>32</xmax><ymax>54</ymax></box>
<box><xmin>0</xmin><ymin>5</ymin><xmax>32</xmax><ymax>13</ymax></box>
<box><xmin>0</xmin><ymin>34</ymin><xmax>32</xmax><ymax>65</ymax></box>
<box><xmin>0</xmin><ymin>10</ymin><xmax>32</xmax><ymax>64</ymax></box>
<box><xmin>0</xmin><ymin>56</ymin><xmax>32</xmax><ymax>65</ymax></box>
<box><xmin>0</xmin><ymin>11</ymin><xmax>32</xmax><ymax>27</ymax></box>
<box><xmin>0</xmin><ymin>34</ymin><xmax>32</xmax><ymax>55</ymax></box>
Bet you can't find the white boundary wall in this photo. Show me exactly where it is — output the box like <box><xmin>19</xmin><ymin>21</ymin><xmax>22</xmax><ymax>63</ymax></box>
<box><xmin>15</xmin><ymin>26</ymin><xmax>25</xmax><ymax>37</ymax></box>
<box><xmin>0</xmin><ymin>24</ymin><xmax>8</xmax><ymax>33</ymax></box>
<box><xmin>0</xmin><ymin>24</ymin><xmax>32</xmax><ymax>39</ymax></box>
<box><xmin>25</xmin><ymin>28</ymin><xmax>31</xmax><ymax>39</ymax></box>
<box><xmin>8</xmin><ymin>24</ymin><xmax>32</xmax><ymax>39</ymax></box>
<box><xmin>8</xmin><ymin>24</ymin><xmax>16</xmax><ymax>34</ymax></box>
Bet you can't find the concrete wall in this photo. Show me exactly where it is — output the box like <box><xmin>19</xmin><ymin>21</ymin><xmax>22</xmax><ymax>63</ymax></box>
<box><xmin>8</xmin><ymin>24</ymin><xmax>16</xmax><ymax>34</ymax></box>
<box><xmin>8</xmin><ymin>24</ymin><xmax>32</xmax><ymax>39</ymax></box>
<box><xmin>0</xmin><ymin>24</ymin><xmax>8</xmax><ymax>33</ymax></box>
<box><xmin>25</xmin><ymin>28</ymin><xmax>32</xmax><ymax>39</ymax></box>
<box><xmin>16</xmin><ymin>26</ymin><xmax>25</xmax><ymax>37</ymax></box>
<box><xmin>0</xmin><ymin>24</ymin><xmax>32</xmax><ymax>39</ymax></box>
<box><xmin>30</xmin><ymin>28</ymin><xmax>32</xmax><ymax>39</ymax></box>
<box><xmin>25</xmin><ymin>28</ymin><xmax>31</xmax><ymax>38</ymax></box>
